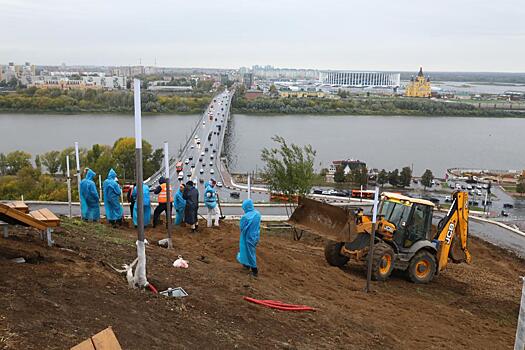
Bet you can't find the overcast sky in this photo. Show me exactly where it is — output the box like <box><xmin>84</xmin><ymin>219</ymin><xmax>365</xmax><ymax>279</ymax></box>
<box><xmin>1</xmin><ymin>0</ymin><xmax>524</xmax><ymax>72</ymax></box>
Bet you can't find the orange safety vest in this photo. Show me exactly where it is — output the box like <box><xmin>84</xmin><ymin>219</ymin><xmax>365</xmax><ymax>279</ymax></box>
<box><xmin>158</xmin><ymin>183</ymin><xmax>173</xmax><ymax>203</ymax></box>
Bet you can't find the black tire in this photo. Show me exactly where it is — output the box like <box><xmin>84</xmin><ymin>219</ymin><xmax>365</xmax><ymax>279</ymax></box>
<box><xmin>408</xmin><ymin>250</ymin><xmax>437</xmax><ymax>284</ymax></box>
<box><xmin>371</xmin><ymin>242</ymin><xmax>395</xmax><ymax>281</ymax></box>
<box><xmin>324</xmin><ymin>241</ymin><xmax>350</xmax><ymax>267</ymax></box>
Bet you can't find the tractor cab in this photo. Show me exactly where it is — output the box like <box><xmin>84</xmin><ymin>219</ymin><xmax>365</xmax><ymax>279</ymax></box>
<box><xmin>378</xmin><ymin>192</ymin><xmax>435</xmax><ymax>251</ymax></box>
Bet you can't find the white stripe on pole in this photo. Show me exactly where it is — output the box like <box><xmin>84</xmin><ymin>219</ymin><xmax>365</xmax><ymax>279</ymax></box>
<box><xmin>134</xmin><ymin>79</ymin><xmax>142</xmax><ymax>149</ymax></box>
<box><xmin>66</xmin><ymin>155</ymin><xmax>72</xmax><ymax>218</ymax></box>
<box><xmin>74</xmin><ymin>142</ymin><xmax>80</xmax><ymax>171</ymax></box>
<box><xmin>515</xmin><ymin>277</ymin><xmax>525</xmax><ymax>350</ymax></box>
<box><xmin>164</xmin><ymin>142</ymin><xmax>169</xmax><ymax>179</ymax></box>
<box><xmin>372</xmin><ymin>186</ymin><xmax>379</xmax><ymax>223</ymax></box>
<box><xmin>74</xmin><ymin>142</ymin><xmax>82</xmax><ymax>218</ymax></box>
<box><xmin>66</xmin><ymin>155</ymin><xmax>70</xmax><ymax>177</ymax></box>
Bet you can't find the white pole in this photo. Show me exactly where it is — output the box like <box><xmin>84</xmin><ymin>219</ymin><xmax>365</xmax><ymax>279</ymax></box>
<box><xmin>133</xmin><ymin>78</ymin><xmax>147</xmax><ymax>288</ymax></box>
<box><xmin>366</xmin><ymin>186</ymin><xmax>380</xmax><ymax>293</ymax></box>
<box><xmin>74</xmin><ymin>142</ymin><xmax>82</xmax><ymax>219</ymax></box>
<box><xmin>247</xmin><ymin>174</ymin><xmax>251</xmax><ymax>199</ymax></box>
<box><xmin>360</xmin><ymin>185</ymin><xmax>363</xmax><ymax>202</ymax></box>
<box><xmin>164</xmin><ymin>141</ymin><xmax>173</xmax><ymax>249</ymax></box>
<box><xmin>66</xmin><ymin>155</ymin><xmax>72</xmax><ymax>218</ymax></box>
<box><xmin>98</xmin><ymin>174</ymin><xmax>103</xmax><ymax>202</ymax></box>
<box><xmin>515</xmin><ymin>277</ymin><xmax>525</xmax><ymax>350</ymax></box>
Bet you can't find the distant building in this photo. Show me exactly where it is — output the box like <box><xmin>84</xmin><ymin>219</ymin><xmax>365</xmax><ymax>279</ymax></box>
<box><xmin>405</xmin><ymin>67</ymin><xmax>431</xmax><ymax>98</ymax></box>
<box><xmin>30</xmin><ymin>73</ymin><xmax>126</xmax><ymax>90</ymax></box>
<box><xmin>244</xmin><ymin>89</ymin><xmax>264</xmax><ymax>100</ymax></box>
<box><xmin>319</xmin><ymin>71</ymin><xmax>401</xmax><ymax>88</ymax></box>
<box><xmin>243</xmin><ymin>73</ymin><xmax>254</xmax><ymax>89</ymax></box>
<box><xmin>279</xmin><ymin>90</ymin><xmax>327</xmax><ymax>98</ymax></box>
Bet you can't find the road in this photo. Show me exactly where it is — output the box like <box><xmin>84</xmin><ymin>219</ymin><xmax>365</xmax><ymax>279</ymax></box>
<box><xmin>146</xmin><ymin>89</ymin><xmax>269</xmax><ymax>203</ymax></box>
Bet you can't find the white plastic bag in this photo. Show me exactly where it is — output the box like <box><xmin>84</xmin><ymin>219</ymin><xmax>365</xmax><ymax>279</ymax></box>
<box><xmin>173</xmin><ymin>255</ymin><xmax>189</xmax><ymax>269</ymax></box>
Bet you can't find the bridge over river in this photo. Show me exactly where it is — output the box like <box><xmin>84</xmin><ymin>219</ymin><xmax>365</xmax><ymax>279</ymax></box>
<box><xmin>145</xmin><ymin>90</ymin><xmax>269</xmax><ymax>203</ymax></box>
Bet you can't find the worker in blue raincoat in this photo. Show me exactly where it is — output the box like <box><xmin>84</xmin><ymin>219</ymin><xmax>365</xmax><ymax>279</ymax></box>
<box><xmin>132</xmin><ymin>182</ymin><xmax>151</xmax><ymax>228</ymax></box>
<box><xmin>236</xmin><ymin>199</ymin><xmax>261</xmax><ymax>277</ymax></box>
<box><xmin>174</xmin><ymin>183</ymin><xmax>186</xmax><ymax>225</ymax></box>
<box><xmin>79</xmin><ymin>168</ymin><xmax>100</xmax><ymax>222</ymax></box>
<box><xmin>103</xmin><ymin>168</ymin><xmax>123</xmax><ymax>227</ymax></box>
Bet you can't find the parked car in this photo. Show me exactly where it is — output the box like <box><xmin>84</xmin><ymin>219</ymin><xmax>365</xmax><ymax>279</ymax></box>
<box><xmin>199</xmin><ymin>168</ymin><xmax>204</xmax><ymax>174</ymax></box>
<box><xmin>503</xmin><ymin>203</ymin><xmax>514</xmax><ymax>209</ymax></box>
<box><xmin>230</xmin><ymin>192</ymin><xmax>240</xmax><ymax>198</ymax></box>
<box><xmin>217</xmin><ymin>181</ymin><xmax>223</xmax><ymax>187</ymax></box>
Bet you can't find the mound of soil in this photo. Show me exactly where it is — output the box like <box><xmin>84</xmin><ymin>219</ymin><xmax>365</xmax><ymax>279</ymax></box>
<box><xmin>0</xmin><ymin>218</ymin><xmax>523</xmax><ymax>349</ymax></box>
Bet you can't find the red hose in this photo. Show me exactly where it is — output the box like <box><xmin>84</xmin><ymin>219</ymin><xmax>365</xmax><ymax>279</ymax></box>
<box><xmin>244</xmin><ymin>297</ymin><xmax>315</xmax><ymax>312</ymax></box>
<box><xmin>147</xmin><ymin>282</ymin><xmax>158</xmax><ymax>294</ymax></box>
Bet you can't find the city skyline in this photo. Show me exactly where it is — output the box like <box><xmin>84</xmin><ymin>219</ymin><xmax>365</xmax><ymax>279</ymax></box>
<box><xmin>1</xmin><ymin>0</ymin><xmax>525</xmax><ymax>72</ymax></box>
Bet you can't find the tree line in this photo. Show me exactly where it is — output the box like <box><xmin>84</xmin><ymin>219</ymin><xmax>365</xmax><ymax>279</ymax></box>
<box><xmin>232</xmin><ymin>96</ymin><xmax>523</xmax><ymax>117</ymax></box>
<box><xmin>0</xmin><ymin>138</ymin><xmax>163</xmax><ymax>201</ymax></box>
<box><xmin>330</xmin><ymin>165</ymin><xmax>435</xmax><ymax>189</ymax></box>
<box><xmin>0</xmin><ymin>88</ymin><xmax>211</xmax><ymax>114</ymax></box>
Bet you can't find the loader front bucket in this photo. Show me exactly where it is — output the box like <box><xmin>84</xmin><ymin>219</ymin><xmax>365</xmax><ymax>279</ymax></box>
<box><xmin>288</xmin><ymin>197</ymin><xmax>358</xmax><ymax>242</ymax></box>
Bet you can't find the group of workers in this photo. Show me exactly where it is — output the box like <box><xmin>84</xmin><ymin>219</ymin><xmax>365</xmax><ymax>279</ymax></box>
<box><xmin>79</xmin><ymin>168</ymin><xmax>261</xmax><ymax>277</ymax></box>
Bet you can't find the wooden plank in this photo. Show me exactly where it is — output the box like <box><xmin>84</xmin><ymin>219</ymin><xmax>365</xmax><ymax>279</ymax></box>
<box><xmin>91</xmin><ymin>327</ymin><xmax>122</xmax><ymax>350</ymax></box>
<box><xmin>29</xmin><ymin>210</ymin><xmax>46</xmax><ymax>221</ymax></box>
<box><xmin>0</xmin><ymin>203</ymin><xmax>47</xmax><ymax>230</ymax></box>
<box><xmin>70</xmin><ymin>339</ymin><xmax>96</xmax><ymax>350</ymax></box>
<box><xmin>11</xmin><ymin>201</ymin><xmax>29</xmax><ymax>213</ymax></box>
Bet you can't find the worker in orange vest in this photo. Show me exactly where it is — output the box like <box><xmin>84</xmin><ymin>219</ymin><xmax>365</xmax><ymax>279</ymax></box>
<box><xmin>152</xmin><ymin>176</ymin><xmax>173</xmax><ymax>228</ymax></box>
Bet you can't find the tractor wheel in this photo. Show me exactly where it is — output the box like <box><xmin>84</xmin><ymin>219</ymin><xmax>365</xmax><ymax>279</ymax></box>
<box><xmin>371</xmin><ymin>242</ymin><xmax>395</xmax><ymax>281</ymax></box>
<box><xmin>324</xmin><ymin>241</ymin><xmax>350</xmax><ymax>267</ymax></box>
<box><xmin>408</xmin><ymin>250</ymin><xmax>437</xmax><ymax>284</ymax></box>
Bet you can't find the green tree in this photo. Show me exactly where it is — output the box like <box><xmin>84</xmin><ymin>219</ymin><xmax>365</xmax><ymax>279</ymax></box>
<box><xmin>351</xmin><ymin>167</ymin><xmax>368</xmax><ymax>187</ymax></box>
<box><xmin>35</xmin><ymin>154</ymin><xmax>42</xmax><ymax>172</ymax></box>
<box><xmin>377</xmin><ymin>169</ymin><xmax>388</xmax><ymax>186</ymax></box>
<box><xmin>112</xmin><ymin>137</ymin><xmax>153</xmax><ymax>181</ymax></box>
<box><xmin>399</xmin><ymin>166</ymin><xmax>412</xmax><ymax>188</ymax></box>
<box><xmin>5</xmin><ymin>151</ymin><xmax>32</xmax><ymax>175</ymax></box>
<box><xmin>260</xmin><ymin>135</ymin><xmax>316</xmax><ymax>198</ymax></box>
<box><xmin>59</xmin><ymin>147</ymin><xmax>76</xmax><ymax>176</ymax></box>
<box><xmin>334</xmin><ymin>166</ymin><xmax>345</xmax><ymax>183</ymax></box>
<box><xmin>41</xmin><ymin>150</ymin><xmax>61</xmax><ymax>174</ymax></box>
<box><xmin>421</xmin><ymin>169</ymin><xmax>434</xmax><ymax>189</ymax></box>
<box><xmin>388</xmin><ymin>169</ymin><xmax>399</xmax><ymax>187</ymax></box>
<box><xmin>319</xmin><ymin>168</ymin><xmax>329</xmax><ymax>177</ymax></box>
<box><xmin>0</xmin><ymin>153</ymin><xmax>7</xmax><ymax>175</ymax></box>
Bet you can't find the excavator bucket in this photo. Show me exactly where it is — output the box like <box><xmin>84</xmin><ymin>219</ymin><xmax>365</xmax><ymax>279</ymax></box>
<box><xmin>288</xmin><ymin>197</ymin><xmax>358</xmax><ymax>242</ymax></box>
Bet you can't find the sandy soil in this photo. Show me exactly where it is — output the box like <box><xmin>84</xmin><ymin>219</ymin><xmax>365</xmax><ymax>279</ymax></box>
<box><xmin>0</xmin><ymin>218</ymin><xmax>524</xmax><ymax>350</ymax></box>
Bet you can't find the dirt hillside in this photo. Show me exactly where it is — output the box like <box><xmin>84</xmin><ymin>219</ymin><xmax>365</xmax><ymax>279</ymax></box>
<box><xmin>0</xmin><ymin>218</ymin><xmax>523</xmax><ymax>349</ymax></box>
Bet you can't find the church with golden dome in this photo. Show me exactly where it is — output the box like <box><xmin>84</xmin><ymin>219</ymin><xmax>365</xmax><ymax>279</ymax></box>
<box><xmin>405</xmin><ymin>67</ymin><xmax>431</xmax><ymax>97</ymax></box>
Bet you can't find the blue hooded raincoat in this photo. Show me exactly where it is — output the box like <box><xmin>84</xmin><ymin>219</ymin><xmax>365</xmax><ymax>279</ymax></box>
<box><xmin>204</xmin><ymin>182</ymin><xmax>217</xmax><ymax>209</ymax></box>
<box><xmin>132</xmin><ymin>183</ymin><xmax>151</xmax><ymax>227</ymax></box>
<box><xmin>103</xmin><ymin>168</ymin><xmax>123</xmax><ymax>221</ymax></box>
<box><xmin>236</xmin><ymin>199</ymin><xmax>261</xmax><ymax>268</ymax></box>
<box><xmin>174</xmin><ymin>188</ymin><xmax>186</xmax><ymax>225</ymax></box>
<box><xmin>80</xmin><ymin>169</ymin><xmax>100</xmax><ymax>221</ymax></box>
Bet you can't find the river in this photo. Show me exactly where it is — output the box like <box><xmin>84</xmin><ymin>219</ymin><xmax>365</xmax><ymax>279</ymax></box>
<box><xmin>1</xmin><ymin>113</ymin><xmax>525</xmax><ymax>176</ymax></box>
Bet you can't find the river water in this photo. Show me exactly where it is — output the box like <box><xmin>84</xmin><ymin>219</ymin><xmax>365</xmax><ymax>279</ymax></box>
<box><xmin>1</xmin><ymin>113</ymin><xmax>525</xmax><ymax>176</ymax></box>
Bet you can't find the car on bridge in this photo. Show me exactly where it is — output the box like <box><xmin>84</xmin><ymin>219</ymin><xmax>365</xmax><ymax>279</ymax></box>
<box><xmin>200</xmin><ymin>169</ymin><xmax>204</xmax><ymax>174</ymax></box>
<box><xmin>210</xmin><ymin>169</ymin><xmax>215</xmax><ymax>174</ymax></box>
<box><xmin>209</xmin><ymin>161</ymin><xmax>213</xmax><ymax>166</ymax></box>
<box><xmin>217</xmin><ymin>181</ymin><xmax>223</xmax><ymax>187</ymax></box>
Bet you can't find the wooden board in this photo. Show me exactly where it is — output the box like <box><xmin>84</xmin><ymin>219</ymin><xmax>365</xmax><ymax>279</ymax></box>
<box><xmin>90</xmin><ymin>327</ymin><xmax>122</xmax><ymax>350</ymax></box>
<box><xmin>70</xmin><ymin>339</ymin><xmax>96</xmax><ymax>350</ymax></box>
<box><xmin>29</xmin><ymin>209</ymin><xmax>60</xmax><ymax>227</ymax></box>
<box><xmin>71</xmin><ymin>327</ymin><xmax>121</xmax><ymax>350</ymax></box>
<box><xmin>6</xmin><ymin>201</ymin><xmax>29</xmax><ymax>214</ymax></box>
<box><xmin>0</xmin><ymin>203</ymin><xmax>48</xmax><ymax>230</ymax></box>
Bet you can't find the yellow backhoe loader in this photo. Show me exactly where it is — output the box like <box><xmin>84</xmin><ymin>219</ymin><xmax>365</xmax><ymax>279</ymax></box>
<box><xmin>289</xmin><ymin>191</ymin><xmax>471</xmax><ymax>283</ymax></box>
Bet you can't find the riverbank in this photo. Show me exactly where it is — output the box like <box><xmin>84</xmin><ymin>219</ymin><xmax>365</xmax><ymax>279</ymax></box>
<box><xmin>232</xmin><ymin>96</ymin><xmax>525</xmax><ymax>118</ymax></box>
